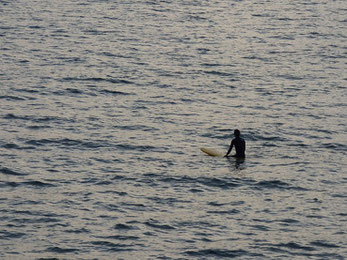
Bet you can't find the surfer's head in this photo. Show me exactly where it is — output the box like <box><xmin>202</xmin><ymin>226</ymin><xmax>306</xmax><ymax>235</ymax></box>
<box><xmin>234</xmin><ymin>129</ymin><xmax>240</xmax><ymax>137</ymax></box>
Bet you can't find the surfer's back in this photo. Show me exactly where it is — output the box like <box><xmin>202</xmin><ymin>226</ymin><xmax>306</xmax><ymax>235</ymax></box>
<box><xmin>233</xmin><ymin>136</ymin><xmax>245</xmax><ymax>158</ymax></box>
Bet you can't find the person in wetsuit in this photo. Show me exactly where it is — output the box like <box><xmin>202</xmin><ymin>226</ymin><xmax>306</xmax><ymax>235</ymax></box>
<box><xmin>225</xmin><ymin>129</ymin><xmax>246</xmax><ymax>158</ymax></box>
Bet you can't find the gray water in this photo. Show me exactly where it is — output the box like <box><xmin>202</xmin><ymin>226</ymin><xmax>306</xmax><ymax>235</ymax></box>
<box><xmin>1</xmin><ymin>0</ymin><xmax>347</xmax><ymax>259</ymax></box>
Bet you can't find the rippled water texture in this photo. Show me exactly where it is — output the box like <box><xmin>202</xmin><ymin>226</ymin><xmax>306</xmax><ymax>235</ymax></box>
<box><xmin>1</xmin><ymin>0</ymin><xmax>346</xmax><ymax>259</ymax></box>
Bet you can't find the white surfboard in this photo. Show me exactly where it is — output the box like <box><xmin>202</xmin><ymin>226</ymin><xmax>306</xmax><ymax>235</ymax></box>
<box><xmin>200</xmin><ymin>147</ymin><xmax>224</xmax><ymax>157</ymax></box>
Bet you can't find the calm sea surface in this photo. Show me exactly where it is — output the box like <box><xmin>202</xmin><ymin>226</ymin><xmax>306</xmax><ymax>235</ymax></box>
<box><xmin>1</xmin><ymin>0</ymin><xmax>346</xmax><ymax>259</ymax></box>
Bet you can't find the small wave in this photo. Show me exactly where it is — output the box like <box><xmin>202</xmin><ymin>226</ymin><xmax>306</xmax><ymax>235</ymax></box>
<box><xmin>2</xmin><ymin>143</ymin><xmax>19</xmax><ymax>149</ymax></box>
<box><xmin>207</xmin><ymin>209</ymin><xmax>240</xmax><ymax>215</ymax></box>
<box><xmin>3</xmin><ymin>113</ymin><xmax>28</xmax><ymax>120</ymax></box>
<box><xmin>254</xmin><ymin>180</ymin><xmax>306</xmax><ymax>191</ymax></box>
<box><xmin>203</xmin><ymin>70</ymin><xmax>237</xmax><ymax>77</ymax></box>
<box><xmin>189</xmin><ymin>188</ymin><xmax>204</xmax><ymax>193</ymax></box>
<box><xmin>201</xmin><ymin>177</ymin><xmax>241</xmax><ymax>189</ymax></box>
<box><xmin>26</xmin><ymin>125</ymin><xmax>51</xmax><ymax>130</ymax></box>
<box><xmin>20</xmin><ymin>217</ymin><xmax>61</xmax><ymax>224</ymax></box>
<box><xmin>100</xmin><ymin>89</ymin><xmax>134</xmax><ymax>96</ymax></box>
<box><xmin>331</xmin><ymin>194</ymin><xmax>347</xmax><ymax>198</ymax></box>
<box><xmin>2</xmin><ymin>143</ymin><xmax>35</xmax><ymax>150</ymax></box>
<box><xmin>65</xmin><ymin>228</ymin><xmax>90</xmax><ymax>234</ymax></box>
<box><xmin>275</xmin><ymin>242</ymin><xmax>315</xmax><ymax>251</ymax></box>
<box><xmin>0</xmin><ymin>167</ymin><xmax>26</xmax><ymax>176</ymax></box>
<box><xmin>185</xmin><ymin>249</ymin><xmax>258</xmax><ymax>258</ymax></box>
<box><xmin>160</xmin><ymin>176</ymin><xmax>242</xmax><ymax>190</ymax></box>
<box><xmin>277</xmin><ymin>218</ymin><xmax>300</xmax><ymax>224</ymax></box>
<box><xmin>23</xmin><ymin>181</ymin><xmax>56</xmax><ymax>188</ymax></box>
<box><xmin>208</xmin><ymin>201</ymin><xmax>227</xmax><ymax>207</ymax></box>
<box><xmin>201</xmin><ymin>62</ymin><xmax>223</xmax><ymax>67</ymax></box>
<box><xmin>95</xmin><ymin>181</ymin><xmax>113</xmax><ymax>186</ymax></box>
<box><xmin>55</xmin><ymin>56</ymin><xmax>85</xmax><ymax>63</ymax></box>
<box><xmin>59</xmin><ymin>76</ymin><xmax>135</xmax><ymax>85</ymax></box>
<box><xmin>0</xmin><ymin>95</ymin><xmax>26</xmax><ymax>101</ymax></box>
<box><xmin>320</xmin><ymin>142</ymin><xmax>347</xmax><ymax>151</ymax></box>
<box><xmin>100</xmin><ymin>51</ymin><xmax>118</xmax><ymax>57</ymax></box>
<box><xmin>176</xmin><ymin>220</ymin><xmax>220</xmax><ymax>229</ymax></box>
<box><xmin>310</xmin><ymin>240</ymin><xmax>339</xmax><ymax>248</ymax></box>
<box><xmin>82</xmin><ymin>29</ymin><xmax>110</xmax><ymax>35</ymax></box>
<box><xmin>13</xmin><ymin>88</ymin><xmax>39</xmax><ymax>93</ymax></box>
<box><xmin>247</xmin><ymin>133</ymin><xmax>287</xmax><ymax>142</ymax></box>
<box><xmin>0</xmin><ymin>231</ymin><xmax>26</xmax><ymax>239</ymax></box>
<box><xmin>3</xmin><ymin>113</ymin><xmax>60</xmax><ymax>123</ymax></box>
<box><xmin>121</xmin><ymin>202</ymin><xmax>146</xmax><ymax>211</ymax></box>
<box><xmin>113</xmin><ymin>224</ymin><xmax>135</xmax><ymax>230</ymax></box>
<box><xmin>145</xmin><ymin>220</ymin><xmax>175</xmax><ymax>230</ymax></box>
<box><xmin>66</xmin><ymin>88</ymin><xmax>84</xmax><ymax>94</ymax></box>
<box><xmin>250</xmin><ymin>224</ymin><xmax>270</xmax><ymax>231</ymax></box>
<box><xmin>115</xmin><ymin>144</ymin><xmax>161</xmax><ymax>152</ymax></box>
<box><xmin>46</xmin><ymin>246</ymin><xmax>79</xmax><ymax>254</ymax></box>
<box><xmin>0</xmin><ymin>181</ymin><xmax>20</xmax><ymax>188</ymax></box>
<box><xmin>243</xmin><ymin>55</ymin><xmax>272</xmax><ymax>62</ymax></box>
<box><xmin>25</xmin><ymin>138</ymin><xmax>108</xmax><ymax>150</ymax></box>
<box><xmin>116</xmin><ymin>124</ymin><xmax>158</xmax><ymax>132</ymax></box>
<box><xmin>147</xmin><ymin>196</ymin><xmax>188</xmax><ymax>206</ymax></box>
<box><xmin>100</xmin><ymin>235</ymin><xmax>139</xmax><ymax>241</ymax></box>
<box><xmin>90</xmin><ymin>241</ymin><xmax>132</xmax><ymax>252</ymax></box>
<box><xmin>275</xmin><ymin>73</ymin><xmax>304</xmax><ymax>80</ymax></box>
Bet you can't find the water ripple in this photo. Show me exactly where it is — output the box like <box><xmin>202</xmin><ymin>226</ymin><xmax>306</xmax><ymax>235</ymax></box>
<box><xmin>0</xmin><ymin>0</ymin><xmax>346</xmax><ymax>258</ymax></box>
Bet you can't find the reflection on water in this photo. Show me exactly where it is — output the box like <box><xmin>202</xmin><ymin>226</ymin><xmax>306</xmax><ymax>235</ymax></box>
<box><xmin>225</xmin><ymin>157</ymin><xmax>246</xmax><ymax>170</ymax></box>
<box><xmin>0</xmin><ymin>0</ymin><xmax>346</xmax><ymax>259</ymax></box>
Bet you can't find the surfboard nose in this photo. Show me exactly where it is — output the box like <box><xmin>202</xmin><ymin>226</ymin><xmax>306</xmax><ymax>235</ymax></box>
<box><xmin>200</xmin><ymin>148</ymin><xmax>224</xmax><ymax>157</ymax></box>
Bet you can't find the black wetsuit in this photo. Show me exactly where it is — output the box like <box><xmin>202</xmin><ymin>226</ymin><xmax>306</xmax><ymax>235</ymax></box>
<box><xmin>226</xmin><ymin>136</ymin><xmax>246</xmax><ymax>158</ymax></box>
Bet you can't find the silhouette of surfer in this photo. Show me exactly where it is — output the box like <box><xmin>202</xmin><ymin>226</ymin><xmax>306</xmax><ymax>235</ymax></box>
<box><xmin>225</xmin><ymin>129</ymin><xmax>246</xmax><ymax>158</ymax></box>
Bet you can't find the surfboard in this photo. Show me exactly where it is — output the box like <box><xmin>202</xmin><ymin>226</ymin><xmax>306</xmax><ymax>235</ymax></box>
<box><xmin>200</xmin><ymin>148</ymin><xmax>224</xmax><ymax>157</ymax></box>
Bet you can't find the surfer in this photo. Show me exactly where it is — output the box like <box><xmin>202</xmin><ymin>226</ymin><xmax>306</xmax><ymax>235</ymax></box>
<box><xmin>225</xmin><ymin>129</ymin><xmax>246</xmax><ymax>158</ymax></box>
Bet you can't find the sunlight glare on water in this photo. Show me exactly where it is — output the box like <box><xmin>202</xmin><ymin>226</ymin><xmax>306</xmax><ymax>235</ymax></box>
<box><xmin>0</xmin><ymin>0</ymin><xmax>346</xmax><ymax>259</ymax></box>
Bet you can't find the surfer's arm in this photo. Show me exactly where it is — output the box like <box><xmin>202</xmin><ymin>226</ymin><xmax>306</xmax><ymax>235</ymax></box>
<box><xmin>225</xmin><ymin>141</ymin><xmax>233</xmax><ymax>157</ymax></box>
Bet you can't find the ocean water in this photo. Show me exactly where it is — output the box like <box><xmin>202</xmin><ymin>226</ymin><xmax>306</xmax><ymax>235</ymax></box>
<box><xmin>1</xmin><ymin>0</ymin><xmax>346</xmax><ymax>259</ymax></box>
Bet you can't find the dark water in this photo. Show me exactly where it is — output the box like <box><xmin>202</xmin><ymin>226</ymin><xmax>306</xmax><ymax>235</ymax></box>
<box><xmin>1</xmin><ymin>0</ymin><xmax>347</xmax><ymax>259</ymax></box>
